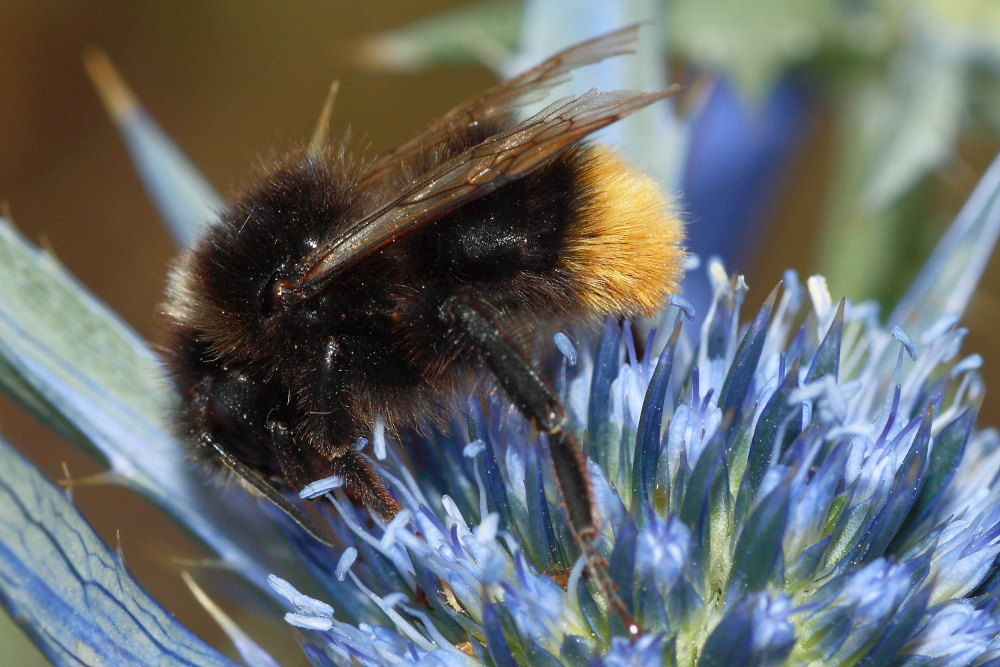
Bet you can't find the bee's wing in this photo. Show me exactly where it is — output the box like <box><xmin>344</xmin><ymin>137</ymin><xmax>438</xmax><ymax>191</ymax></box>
<box><xmin>359</xmin><ymin>25</ymin><xmax>641</xmax><ymax>187</ymax></box>
<box><xmin>296</xmin><ymin>86</ymin><xmax>679</xmax><ymax>285</ymax></box>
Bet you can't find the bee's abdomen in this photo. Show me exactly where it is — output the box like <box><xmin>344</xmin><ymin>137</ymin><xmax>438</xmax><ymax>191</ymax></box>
<box><xmin>410</xmin><ymin>143</ymin><xmax>684</xmax><ymax>323</ymax></box>
<box><xmin>558</xmin><ymin>146</ymin><xmax>685</xmax><ymax>318</ymax></box>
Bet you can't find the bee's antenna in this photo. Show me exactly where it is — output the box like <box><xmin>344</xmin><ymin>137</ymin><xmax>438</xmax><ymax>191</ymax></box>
<box><xmin>203</xmin><ymin>436</ymin><xmax>334</xmax><ymax>546</ymax></box>
<box><xmin>440</xmin><ymin>296</ymin><xmax>643</xmax><ymax>638</ymax></box>
<box><xmin>308</xmin><ymin>80</ymin><xmax>341</xmax><ymax>157</ymax></box>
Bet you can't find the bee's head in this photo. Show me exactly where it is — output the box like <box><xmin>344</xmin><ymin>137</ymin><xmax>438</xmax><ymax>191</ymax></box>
<box><xmin>161</xmin><ymin>151</ymin><xmax>363</xmax><ymax>369</ymax></box>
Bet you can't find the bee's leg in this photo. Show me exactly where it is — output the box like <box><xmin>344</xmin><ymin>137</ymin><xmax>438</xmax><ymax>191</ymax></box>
<box><xmin>202</xmin><ymin>432</ymin><xmax>333</xmax><ymax>545</ymax></box>
<box><xmin>268</xmin><ymin>421</ymin><xmax>400</xmax><ymax>523</ymax></box>
<box><xmin>267</xmin><ymin>421</ymin><xmax>312</xmax><ymax>488</ymax></box>
<box><xmin>329</xmin><ymin>448</ymin><xmax>400</xmax><ymax>522</ymax></box>
<box><xmin>187</xmin><ymin>387</ymin><xmax>331</xmax><ymax>542</ymax></box>
<box><xmin>439</xmin><ymin>295</ymin><xmax>642</xmax><ymax>638</ymax></box>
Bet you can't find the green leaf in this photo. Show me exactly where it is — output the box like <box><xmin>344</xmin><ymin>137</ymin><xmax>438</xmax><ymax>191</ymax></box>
<box><xmin>911</xmin><ymin>0</ymin><xmax>1000</xmax><ymax>61</ymax></box>
<box><xmin>350</xmin><ymin>1</ymin><xmax>521</xmax><ymax>72</ymax></box>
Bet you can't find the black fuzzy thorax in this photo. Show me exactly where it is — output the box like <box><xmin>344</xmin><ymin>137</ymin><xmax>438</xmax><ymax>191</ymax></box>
<box><xmin>165</xmin><ymin>123</ymin><xmax>594</xmax><ymax>489</ymax></box>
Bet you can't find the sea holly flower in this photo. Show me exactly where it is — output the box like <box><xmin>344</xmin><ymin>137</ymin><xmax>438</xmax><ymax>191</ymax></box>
<box><xmin>5</xmin><ymin>170</ymin><xmax>1000</xmax><ymax>663</ymax></box>
<box><xmin>4</xmin><ymin>144</ymin><xmax>1000</xmax><ymax>666</ymax></box>
<box><xmin>4</xmin><ymin>21</ymin><xmax>1000</xmax><ymax>667</ymax></box>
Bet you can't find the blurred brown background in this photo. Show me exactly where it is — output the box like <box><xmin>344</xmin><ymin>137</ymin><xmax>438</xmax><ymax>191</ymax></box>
<box><xmin>0</xmin><ymin>2</ymin><xmax>997</xmax><ymax>664</ymax></box>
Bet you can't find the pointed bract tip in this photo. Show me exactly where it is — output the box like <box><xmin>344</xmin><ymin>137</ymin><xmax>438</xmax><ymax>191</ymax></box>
<box><xmin>308</xmin><ymin>79</ymin><xmax>341</xmax><ymax>157</ymax></box>
<box><xmin>764</xmin><ymin>281</ymin><xmax>783</xmax><ymax>309</ymax></box>
<box><xmin>83</xmin><ymin>48</ymin><xmax>139</xmax><ymax>120</ymax></box>
<box><xmin>182</xmin><ymin>570</ymin><xmax>279</xmax><ymax>667</ymax></box>
<box><xmin>343</xmin><ymin>35</ymin><xmax>416</xmax><ymax>72</ymax></box>
<box><xmin>182</xmin><ymin>570</ymin><xmax>243</xmax><ymax>638</ymax></box>
<box><xmin>181</xmin><ymin>571</ymin><xmax>225</xmax><ymax>625</ymax></box>
<box><xmin>56</xmin><ymin>470</ymin><xmax>115</xmax><ymax>489</ymax></box>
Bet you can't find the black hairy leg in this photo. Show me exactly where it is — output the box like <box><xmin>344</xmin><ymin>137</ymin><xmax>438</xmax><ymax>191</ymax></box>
<box><xmin>268</xmin><ymin>420</ymin><xmax>399</xmax><ymax>522</ymax></box>
<box><xmin>328</xmin><ymin>448</ymin><xmax>400</xmax><ymax>521</ymax></box>
<box><xmin>188</xmin><ymin>391</ymin><xmax>333</xmax><ymax>545</ymax></box>
<box><xmin>439</xmin><ymin>295</ymin><xmax>642</xmax><ymax>638</ymax></box>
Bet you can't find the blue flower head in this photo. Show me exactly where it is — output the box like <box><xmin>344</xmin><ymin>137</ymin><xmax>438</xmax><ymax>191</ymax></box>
<box><xmin>182</xmin><ymin>243</ymin><xmax>993</xmax><ymax>665</ymax></box>
<box><xmin>2</xmin><ymin>147</ymin><xmax>1000</xmax><ymax>667</ymax></box>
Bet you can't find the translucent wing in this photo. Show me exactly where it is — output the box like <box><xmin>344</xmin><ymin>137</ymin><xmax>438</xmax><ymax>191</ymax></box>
<box><xmin>358</xmin><ymin>25</ymin><xmax>642</xmax><ymax>188</ymax></box>
<box><xmin>294</xmin><ymin>86</ymin><xmax>680</xmax><ymax>286</ymax></box>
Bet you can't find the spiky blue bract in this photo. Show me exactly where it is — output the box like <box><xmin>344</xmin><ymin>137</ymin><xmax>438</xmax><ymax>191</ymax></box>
<box><xmin>0</xmin><ymin>432</ymin><xmax>234</xmax><ymax>666</ymax></box>
<box><xmin>258</xmin><ymin>254</ymin><xmax>998</xmax><ymax>664</ymax></box>
<box><xmin>0</xmin><ymin>217</ymin><xmax>318</xmax><ymax>603</ymax></box>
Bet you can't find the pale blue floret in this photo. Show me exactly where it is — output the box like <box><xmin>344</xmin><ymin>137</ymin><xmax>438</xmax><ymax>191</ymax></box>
<box><xmin>554</xmin><ymin>332</ymin><xmax>578</xmax><ymax>365</ymax></box>
<box><xmin>299</xmin><ymin>475</ymin><xmax>345</xmax><ymax>499</ymax></box>
<box><xmin>268</xmin><ymin>574</ymin><xmax>336</xmax><ymax>631</ymax></box>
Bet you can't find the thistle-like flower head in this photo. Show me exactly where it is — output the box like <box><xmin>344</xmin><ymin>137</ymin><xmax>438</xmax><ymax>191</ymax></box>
<box><xmin>243</xmin><ymin>258</ymin><xmax>998</xmax><ymax>665</ymax></box>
